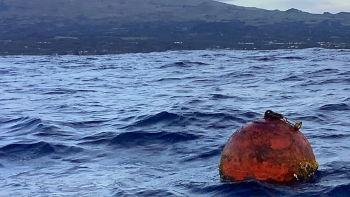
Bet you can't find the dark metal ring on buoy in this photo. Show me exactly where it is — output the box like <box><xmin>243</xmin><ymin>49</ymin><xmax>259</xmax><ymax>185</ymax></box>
<box><xmin>265</xmin><ymin>110</ymin><xmax>302</xmax><ymax>131</ymax></box>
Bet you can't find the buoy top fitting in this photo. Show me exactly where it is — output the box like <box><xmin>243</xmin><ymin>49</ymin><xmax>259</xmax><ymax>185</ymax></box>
<box><xmin>265</xmin><ymin>110</ymin><xmax>302</xmax><ymax>131</ymax></box>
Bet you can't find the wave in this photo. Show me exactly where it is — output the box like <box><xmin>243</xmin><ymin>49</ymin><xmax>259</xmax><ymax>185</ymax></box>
<box><xmin>317</xmin><ymin>162</ymin><xmax>350</xmax><ymax>196</ymax></box>
<box><xmin>258</xmin><ymin>57</ymin><xmax>276</xmax><ymax>61</ymax></box>
<box><xmin>156</xmin><ymin>77</ymin><xmax>183</xmax><ymax>82</ymax></box>
<box><xmin>61</xmin><ymin>119</ymin><xmax>111</xmax><ymax>128</ymax></box>
<box><xmin>189</xmin><ymin>111</ymin><xmax>258</xmax><ymax>123</ymax></box>
<box><xmin>256</xmin><ymin>56</ymin><xmax>303</xmax><ymax>62</ymax></box>
<box><xmin>0</xmin><ymin>68</ymin><xmax>11</xmax><ymax>75</ymax></box>
<box><xmin>182</xmin><ymin>146</ymin><xmax>223</xmax><ymax>162</ymax></box>
<box><xmin>298</xmin><ymin>77</ymin><xmax>350</xmax><ymax>86</ymax></box>
<box><xmin>281</xmin><ymin>56</ymin><xmax>304</xmax><ymax>60</ymax></box>
<box><xmin>279</xmin><ymin>75</ymin><xmax>303</xmax><ymax>82</ymax></box>
<box><xmin>314</xmin><ymin>133</ymin><xmax>350</xmax><ymax>140</ymax></box>
<box><xmin>155</xmin><ymin>76</ymin><xmax>197</xmax><ymax>82</ymax></box>
<box><xmin>307</xmin><ymin>68</ymin><xmax>340</xmax><ymax>76</ymax></box>
<box><xmin>159</xmin><ymin>61</ymin><xmax>209</xmax><ymax>68</ymax></box>
<box><xmin>128</xmin><ymin>111</ymin><xmax>185</xmax><ymax>128</ymax></box>
<box><xmin>189</xmin><ymin>181</ymin><xmax>290</xmax><ymax>197</ymax></box>
<box><xmin>80</xmin><ymin>130</ymin><xmax>199</xmax><ymax>148</ymax></box>
<box><xmin>210</xmin><ymin>94</ymin><xmax>239</xmax><ymax>100</ymax></box>
<box><xmin>339</xmin><ymin>71</ymin><xmax>350</xmax><ymax>76</ymax></box>
<box><xmin>299</xmin><ymin>115</ymin><xmax>326</xmax><ymax>123</ymax></box>
<box><xmin>0</xmin><ymin>117</ymin><xmax>42</xmax><ymax>130</ymax></box>
<box><xmin>0</xmin><ymin>141</ymin><xmax>83</xmax><ymax>160</ymax></box>
<box><xmin>189</xmin><ymin>168</ymin><xmax>349</xmax><ymax>197</ymax></box>
<box><xmin>79</xmin><ymin>132</ymin><xmax>116</xmax><ymax>145</ymax></box>
<box><xmin>221</xmin><ymin>72</ymin><xmax>255</xmax><ymax>79</ymax></box>
<box><xmin>0</xmin><ymin>117</ymin><xmax>70</xmax><ymax>137</ymax></box>
<box><xmin>319</xmin><ymin>103</ymin><xmax>350</xmax><ymax>111</ymax></box>
<box><xmin>326</xmin><ymin>184</ymin><xmax>350</xmax><ymax>197</ymax></box>
<box><xmin>43</xmin><ymin>88</ymin><xmax>97</xmax><ymax>95</ymax></box>
<box><xmin>125</xmin><ymin>111</ymin><xmax>253</xmax><ymax>130</ymax></box>
<box><xmin>320</xmin><ymin>161</ymin><xmax>350</xmax><ymax>177</ymax></box>
<box><xmin>109</xmin><ymin>131</ymin><xmax>199</xmax><ymax>147</ymax></box>
<box><xmin>113</xmin><ymin>189</ymin><xmax>180</xmax><ymax>197</ymax></box>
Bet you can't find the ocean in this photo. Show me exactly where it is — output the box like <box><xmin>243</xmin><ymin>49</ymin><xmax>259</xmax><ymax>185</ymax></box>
<box><xmin>0</xmin><ymin>48</ymin><xmax>349</xmax><ymax>196</ymax></box>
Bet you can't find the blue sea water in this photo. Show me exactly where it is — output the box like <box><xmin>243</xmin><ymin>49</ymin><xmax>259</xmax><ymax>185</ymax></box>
<box><xmin>0</xmin><ymin>48</ymin><xmax>349</xmax><ymax>196</ymax></box>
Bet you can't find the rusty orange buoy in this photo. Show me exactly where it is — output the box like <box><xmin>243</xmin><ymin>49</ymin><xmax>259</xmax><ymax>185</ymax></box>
<box><xmin>219</xmin><ymin>110</ymin><xmax>318</xmax><ymax>184</ymax></box>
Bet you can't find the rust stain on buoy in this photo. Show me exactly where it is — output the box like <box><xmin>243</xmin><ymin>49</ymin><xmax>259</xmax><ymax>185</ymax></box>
<box><xmin>219</xmin><ymin>110</ymin><xmax>318</xmax><ymax>184</ymax></box>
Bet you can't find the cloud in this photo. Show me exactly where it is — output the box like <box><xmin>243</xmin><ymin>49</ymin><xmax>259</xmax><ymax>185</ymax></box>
<box><xmin>216</xmin><ymin>0</ymin><xmax>350</xmax><ymax>13</ymax></box>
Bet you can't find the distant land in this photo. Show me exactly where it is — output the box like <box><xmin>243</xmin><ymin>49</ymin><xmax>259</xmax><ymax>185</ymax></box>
<box><xmin>0</xmin><ymin>0</ymin><xmax>350</xmax><ymax>55</ymax></box>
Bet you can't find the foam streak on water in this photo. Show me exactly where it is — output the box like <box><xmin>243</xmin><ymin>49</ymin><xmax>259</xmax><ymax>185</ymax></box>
<box><xmin>0</xmin><ymin>48</ymin><xmax>349</xmax><ymax>196</ymax></box>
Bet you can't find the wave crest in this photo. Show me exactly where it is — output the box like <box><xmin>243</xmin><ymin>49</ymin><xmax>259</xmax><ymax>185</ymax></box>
<box><xmin>319</xmin><ymin>103</ymin><xmax>350</xmax><ymax>111</ymax></box>
<box><xmin>110</xmin><ymin>131</ymin><xmax>199</xmax><ymax>147</ymax></box>
<box><xmin>0</xmin><ymin>141</ymin><xmax>83</xmax><ymax>160</ymax></box>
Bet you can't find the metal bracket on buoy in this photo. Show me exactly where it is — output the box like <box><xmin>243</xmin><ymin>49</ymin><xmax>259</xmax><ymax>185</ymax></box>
<box><xmin>264</xmin><ymin>110</ymin><xmax>302</xmax><ymax>130</ymax></box>
<box><xmin>283</xmin><ymin>117</ymin><xmax>302</xmax><ymax>131</ymax></box>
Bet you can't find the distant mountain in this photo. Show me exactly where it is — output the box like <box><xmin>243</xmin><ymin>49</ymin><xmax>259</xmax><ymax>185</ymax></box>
<box><xmin>1</xmin><ymin>0</ymin><xmax>349</xmax><ymax>24</ymax></box>
<box><xmin>0</xmin><ymin>0</ymin><xmax>349</xmax><ymax>55</ymax></box>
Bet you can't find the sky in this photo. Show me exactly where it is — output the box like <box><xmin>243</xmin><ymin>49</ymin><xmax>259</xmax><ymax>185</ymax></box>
<box><xmin>217</xmin><ymin>0</ymin><xmax>350</xmax><ymax>14</ymax></box>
